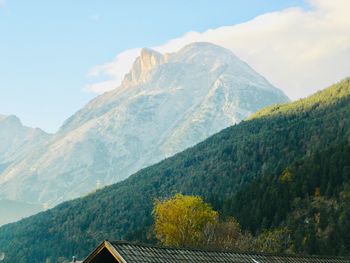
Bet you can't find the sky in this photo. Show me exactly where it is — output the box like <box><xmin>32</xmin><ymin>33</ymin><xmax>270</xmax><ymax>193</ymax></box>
<box><xmin>1</xmin><ymin>0</ymin><xmax>349</xmax><ymax>133</ymax></box>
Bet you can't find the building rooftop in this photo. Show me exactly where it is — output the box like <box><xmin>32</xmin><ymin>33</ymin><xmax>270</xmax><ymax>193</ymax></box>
<box><xmin>83</xmin><ymin>241</ymin><xmax>350</xmax><ymax>263</ymax></box>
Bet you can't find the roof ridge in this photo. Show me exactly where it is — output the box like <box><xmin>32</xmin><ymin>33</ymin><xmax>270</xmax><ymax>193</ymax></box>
<box><xmin>108</xmin><ymin>240</ymin><xmax>350</xmax><ymax>259</ymax></box>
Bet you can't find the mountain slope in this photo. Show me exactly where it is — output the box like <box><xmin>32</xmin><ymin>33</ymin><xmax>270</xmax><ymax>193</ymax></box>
<box><xmin>0</xmin><ymin>199</ymin><xmax>43</xmax><ymax>226</ymax></box>
<box><xmin>0</xmin><ymin>115</ymin><xmax>50</xmax><ymax>165</ymax></box>
<box><xmin>0</xmin><ymin>115</ymin><xmax>50</xmax><ymax>224</ymax></box>
<box><xmin>0</xmin><ymin>78</ymin><xmax>348</xmax><ymax>262</ymax></box>
<box><xmin>229</xmin><ymin>139</ymin><xmax>350</xmax><ymax>255</ymax></box>
<box><xmin>0</xmin><ymin>42</ymin><xmax>288</xmax><ymax>206</ymax></box>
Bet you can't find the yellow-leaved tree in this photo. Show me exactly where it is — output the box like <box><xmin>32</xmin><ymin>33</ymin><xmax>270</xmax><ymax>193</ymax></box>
<box><xmin>153</xmin><ymin>193</ymin><xmax>218</xmax><ymax>247</ymax></box>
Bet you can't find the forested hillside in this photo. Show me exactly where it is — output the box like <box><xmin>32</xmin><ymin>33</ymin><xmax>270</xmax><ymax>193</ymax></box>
<box><xmin>228</xmin><ymin>140</ymin><xmax>350</xmax><ymax>255</ymax></box>
<box><xmin>224</xmin><ymin>78</ymin><xmax>350</xmax><ymax>255</ymax></box>
<box><xmin>0</xmin><ymin>78</ymin><xmax>349</xmax><ymax>262</ymax></box>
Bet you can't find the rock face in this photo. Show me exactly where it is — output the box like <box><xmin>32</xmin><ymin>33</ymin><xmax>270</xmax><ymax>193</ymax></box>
<box><xmin>0</xmin><ymin>115</ymin><xmax>50</xmax><ymax>173</ymax></box>
<box><xmin>122</xmin><ymin>48</ymin><xmax>166</xmax><ymax>86</ymax></box>
<box><xmin>0</xmin><ymin>42</ymin><xmax>289</xmax><ymax>207</ymax></box>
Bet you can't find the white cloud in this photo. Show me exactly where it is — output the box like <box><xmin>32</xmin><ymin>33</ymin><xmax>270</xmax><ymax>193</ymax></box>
<box><xmin>86</xmin><ymin>48</ymin><xmax>141</xmax><ymax>93</ymax></box>
<box><xmin>84</xmin><ymin>79</ymin><xmax>122</xmax><ymax>94</ymax></box>
<box><xmin>86</xmin><ymin>0</ymin><xmax>350</xmax><ymax>100</ymax></box>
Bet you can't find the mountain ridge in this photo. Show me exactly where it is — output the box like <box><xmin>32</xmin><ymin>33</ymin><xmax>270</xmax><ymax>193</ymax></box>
<box><xmin>0</xmin><ymin>114</ymin><xmax>51</xmax><ymax>165</ymax></box>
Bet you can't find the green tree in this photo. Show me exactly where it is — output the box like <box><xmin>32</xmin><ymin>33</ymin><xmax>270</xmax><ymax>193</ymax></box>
<box><xmin>153</xmin><ymin>194</ymin><xmax>218</xmax><ymax>247</ymax></box>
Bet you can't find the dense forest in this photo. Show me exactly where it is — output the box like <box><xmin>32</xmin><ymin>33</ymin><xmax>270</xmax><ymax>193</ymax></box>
<box><xmin>0</xmin><ymin>78</ymin><xmax>349</xmax><ymax>262</ymax></box>
<box><xmin>227</xmin><ymin>140</ymin><xmax>350</xmax><ymax>255</ymax></box>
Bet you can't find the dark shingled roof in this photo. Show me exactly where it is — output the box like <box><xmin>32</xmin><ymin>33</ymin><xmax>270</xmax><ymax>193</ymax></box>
<box><xmin>83</xmin><ymin>241</ymin><xmax>350</xmax><ymax>263</ymax></box>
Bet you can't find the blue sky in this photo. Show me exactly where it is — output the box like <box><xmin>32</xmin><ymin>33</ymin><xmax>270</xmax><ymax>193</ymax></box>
<box><xmin>0</xmin><ymin>0</ymin><xmax>310</xmax><ymax>132</ymax></box>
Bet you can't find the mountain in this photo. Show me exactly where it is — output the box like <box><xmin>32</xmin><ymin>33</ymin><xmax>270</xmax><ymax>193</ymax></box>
<box><xmin>0</xmin><ymin>115</ymin><xmax>50</xmax><ymax>225</ymax></box>
<box><xmin>0</xmin><ymin>42</ymin><xmax>288</xmax><ymax>206</ymax></box>
<box><xmin>0</xmin><ymin>115</ymin><xmax>50</xmax><ymax>167</ymax></box>
<box><xmin>0</xmin><ymin>78</ymin><xmax>348</xmax><ymax>262</ymax></box>
<box><xmin>0</xmin><ymin>199</ymin><xmax>43</xmax><ymax>226</ymax></box>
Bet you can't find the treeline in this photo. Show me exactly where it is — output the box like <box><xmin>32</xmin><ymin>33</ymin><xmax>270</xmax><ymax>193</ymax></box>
<box><xmin>152</xmin><ymin>193</ymin><xmax>292</xmax><ymax>254</ymax></box>
<box><xmin>135</xmin><ymin>141</ymin><xmax>350</xmax><ymax>255</ymax></box>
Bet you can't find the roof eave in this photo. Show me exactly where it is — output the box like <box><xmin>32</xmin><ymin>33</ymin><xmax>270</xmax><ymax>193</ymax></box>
<box><xmin>83</xmin><ymin>241</ymin><xmax>128</xmax><ymax>263</ymax></box>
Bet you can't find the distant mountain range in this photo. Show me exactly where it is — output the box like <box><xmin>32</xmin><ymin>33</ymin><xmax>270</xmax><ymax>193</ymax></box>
<box><xmin>0</xmin><ymin>78</ymin><xmax>348</xmax><ymax>262</ymax></box>
<box><xmin>0</xmin><ymin>199</ymin><xmax>43</xmax><ymax>226</ymax></box>
<box><xmin>0</xmin><ymin>114</ymin><xmax>50</xmax><ymax>169</ymax></box>
<box><xmin>0</xmin><ymin>115</ymin><xmax>50</xmax><ymax>226</ymax></box>
<box><xmin>0</xmin><ymin>42</ymin><xmax>288</xmax><ymax>211</ymax></box>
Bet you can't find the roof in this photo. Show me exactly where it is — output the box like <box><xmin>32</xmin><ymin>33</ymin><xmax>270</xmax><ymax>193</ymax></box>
<box><xmin>83</xmin><ymin>241</ymin><xmax>350</xmax><ymax>263</ymax></box>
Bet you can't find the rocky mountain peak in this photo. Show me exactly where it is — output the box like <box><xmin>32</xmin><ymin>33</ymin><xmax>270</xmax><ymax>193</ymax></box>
<box><xmin>0</xmin><ymin>42</ymin><xmax>289</xmax><ymax>209</ymax></box>
<box><xmin>122</xmin><ymin>48</ymin><xmax>165</xmax><ymax>86</ymax></box>
<box><xmin>0</xmin><ymin>115</ymin><xmax>22</xmax><ymax>128</ymax></box>
<box><xmin>140</xmin><ymin>48</ymin><xmax>164</xmax><ymax>66</ymax></box>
